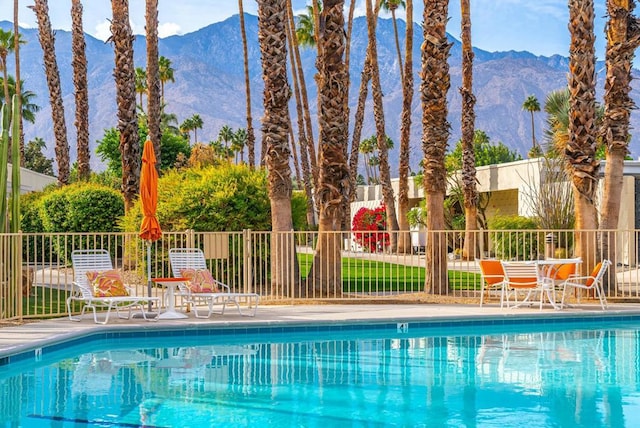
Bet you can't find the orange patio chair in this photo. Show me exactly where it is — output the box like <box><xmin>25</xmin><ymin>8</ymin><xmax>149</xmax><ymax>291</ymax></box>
<box><xmin>561</xmin><ymin>259</ymin><xmax>611</xmax><ymax>310</ymax></box>
<box><xmin>500</xmin><ymin>260</ymin><xmax>549</xmax><ymax>309</ymax></box>
<box><xmin>478</xmin><ymin>260</ymin><xmax>506</xmax><ymax>307</ymax></box>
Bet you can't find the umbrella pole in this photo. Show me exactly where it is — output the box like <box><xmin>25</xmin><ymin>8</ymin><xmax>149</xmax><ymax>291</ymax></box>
<box><xmin>147</xmin><ymin>241</ymin><xmax>153</xmax><ymax>313</ymax></box>
<box><xmin>134</xmin><ymin>240</ymin><xmax>158</xmax><ymax>318</ymax></box>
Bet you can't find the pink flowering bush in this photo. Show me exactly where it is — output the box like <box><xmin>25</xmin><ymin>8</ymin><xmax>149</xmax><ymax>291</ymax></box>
<box><xmin>351</xmin><ymin>204</ymin><xmax>389</xmax><ymax>252</ymax></box>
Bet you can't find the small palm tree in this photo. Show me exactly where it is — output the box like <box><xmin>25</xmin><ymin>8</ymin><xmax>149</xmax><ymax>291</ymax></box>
<box><xmin>522</xmin><ymin>95</ymin><xmax>541</xmax><ymax>150</ymax></box>
<box><xmin>190</xmin><ymin>114</ymin><xmax>203</xmax><ymax>143</ymax></box>
<box><xmin>180</xmin><ymin>117</ymin><xmax>194</xmax><ymax>142</ymax></box>
<box><xmin>295</xmin><ymin>5</ymin><xmax>316</xmax><ymax>47</ymax></box>
<box><xmin>0</xmin><ymin>76</ymin><xmax>40</xmax><ymax>124</ymax></box>
<box><xmin>135</xmin><ymin>67</ymin><xmax>147</xmax><ymax>114</ymax></box>
<box><xmin>158</xmin><ymin>55</ymin><xmax>175</xmax><ymax>104</ymax></box>
<box><xmin>232</xmin><ymin>127</ymin><xmax>247</xmax><ymax>164</ymax></box>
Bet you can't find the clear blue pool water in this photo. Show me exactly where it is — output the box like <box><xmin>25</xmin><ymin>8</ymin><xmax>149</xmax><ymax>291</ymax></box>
<box><xmin>1</xmin><ymin>319</ymin><xmax>640</xmax><ymax>427</ymax></box>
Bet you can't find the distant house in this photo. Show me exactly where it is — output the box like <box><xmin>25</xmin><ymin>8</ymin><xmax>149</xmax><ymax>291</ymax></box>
<box><xmin>352</xmin><ymin>158</ymin><xmax>640</xmax><ymax>260</ymax></box>
<box><xmin>7</xmin><ymin>164</ymin><xmax>57</xmax><ymax>194</ymax></box>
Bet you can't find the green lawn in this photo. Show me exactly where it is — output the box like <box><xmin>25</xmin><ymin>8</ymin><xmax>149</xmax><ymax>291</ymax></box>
<box><xmin>297</xmin><ymin>253</ymin><xmax>482</xmax><ymax>292</ymax></box>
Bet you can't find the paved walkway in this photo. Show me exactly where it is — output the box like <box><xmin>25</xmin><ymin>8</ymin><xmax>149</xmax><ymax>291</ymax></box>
<box><xmin>3</xmin><ymin>303</ymin><xmax>640</xmax><ymax>359</ymax></box>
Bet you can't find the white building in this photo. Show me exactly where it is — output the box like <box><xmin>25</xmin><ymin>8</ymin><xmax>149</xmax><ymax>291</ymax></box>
<box><xmin>7</xmin><ymin>164</ymin><xmax>57</xmax><ymax>194</ymax></box>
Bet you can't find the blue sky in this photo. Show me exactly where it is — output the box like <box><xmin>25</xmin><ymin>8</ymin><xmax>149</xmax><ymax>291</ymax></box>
<box><xmin>0</xmin><ymin>0</ymin><xmax>608</xmax><ymax>59</ymax></box>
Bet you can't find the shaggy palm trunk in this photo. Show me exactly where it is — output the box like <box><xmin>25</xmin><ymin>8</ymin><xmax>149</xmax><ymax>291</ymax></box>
<box><xmin>309</xmin><ymin>0</ymin><xmax>349</xmax><ymax>296</ymax></box>
<box><xmin>258</xmin><ymin>0</ymin><xmax>298</xmax><ymax>297</ymax></box>
<box><xmin>110</xmin><ymin>0</ymin><xmax>140</xmax><ymax>212</ymax></box>
<box><xmin>13</xmin><ymin>1</ymin><xmax>23</xmax><ymax>167</ymax></box>
<box><xmin>396</xmin><ymin>0</ymin><xmax>413</xmax><ymax>254</ymax></box>
<box><xmin>31</xmin><ymin>0</ymin><xmax>70</xmax><ymax>186</ymax></box>
<box><xmin>146</xmin><ymin>0</ymin><xmax>162</xmax><ymax>172</ymax></box>
<box><xmin>460</xmin><ymin>0</ymin><xmax>478</xmax><ymax>260</ymax></box>
<box><xmin>600</xmin><ymin>0</ymin><xmax>640</xmax><ymax>295</ymax></box>
<box><xmin>567</xmin><ymin>0</ymin><xmax>599</xmax><ymax>274</ymax></box>
<box><xmin>286</xmin><ymin>1</ymin><xmax>316</xmax><ymax>226</ymax></box>
<box><xmin>390</xmin><ymin>7</ymin><xmax>404</xmax><ymax>83</ymax></box>
<box><xmin>421</xmin><ymin>0</ymin><xmax>451</xmax><ymax>294</ymax></box>
<box><xmin>366</xmin><ymin>0</ymin><xmax>399</xmax><ymax>251</ymax></box>
<box><xmin>72</xmin><ymin>0</ymin><xmax>90</xmax><ymax>180</ymax></box>
<box><xmin>239</xmin><ymin>0</ymin><xmax>257</xmax><ymax>168</ymax></box>
<box><xmin>348</xmin><ymin>54</ymin><xmax>372</xmax><ymax>200</ymax></box>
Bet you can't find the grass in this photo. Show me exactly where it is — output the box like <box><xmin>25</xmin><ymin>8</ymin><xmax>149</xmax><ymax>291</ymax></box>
<box><xmin>297</xmin><ymin>253</ymin><xmax>482</xmax><ymax>292</ymax></box>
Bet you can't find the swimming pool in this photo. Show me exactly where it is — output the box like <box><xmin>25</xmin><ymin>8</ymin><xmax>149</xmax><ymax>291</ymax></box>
<box><xmin>1</xmin><ymin>318</ymin><xmax>640</xmax><ymax>427</ymax></box>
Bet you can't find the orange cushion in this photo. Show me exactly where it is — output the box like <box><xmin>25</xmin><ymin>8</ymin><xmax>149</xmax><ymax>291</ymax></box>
<box><xmin>585</xmin><ymin>262</ymin><xmax>603</xmax><ymax>287</ymax></box>
<box><xmin>179</xmin><ymin>268</ymin><xmax>220</xmax><ymax>293</ymax></box>
<box><xmin>551</xmin><ymin>263</ymin><xmax>576</xmax><ymax>280</ymax></box>
<box><xmin>86</xmin><ymin>270</ymin><xmax>129</xmax><ymax>297</ymax></box>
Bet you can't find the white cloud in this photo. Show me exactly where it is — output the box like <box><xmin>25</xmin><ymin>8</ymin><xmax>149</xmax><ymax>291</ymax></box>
<box><xmin>94</xmin><ymin>20</ymin><xmax>111</xmax><ymax>42</ymax></box>
<box><xmin>158</xmin><ymin>22</ymin><xmax>182</xmax><ymax>38</ymax></box>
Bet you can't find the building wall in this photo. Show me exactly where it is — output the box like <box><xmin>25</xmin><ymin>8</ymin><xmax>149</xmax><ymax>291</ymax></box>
<box><xmin>7</xmin><ymin>164</ymin><xmax>57</xmax><ymax>194</ymax></box>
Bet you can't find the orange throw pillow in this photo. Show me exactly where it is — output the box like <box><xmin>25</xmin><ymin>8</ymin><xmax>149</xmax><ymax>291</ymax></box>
<box><xmin>585</xmin><ymin>262</ymin><xmax>603</xmax><ymax>287</ymax></box>
<box><xmin>179</xmin><ymin>268</ymin><xmax>220</xmax><ymax>293</ymax></box>
<box><xmin>86</xmin><ymin>270</ymin><xmax>129</xmax><ymax>297</ymax></box>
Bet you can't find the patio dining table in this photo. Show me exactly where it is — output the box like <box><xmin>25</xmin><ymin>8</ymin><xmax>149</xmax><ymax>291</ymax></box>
<box><xmin>536</xmin><ymin>258</ymin><xmax>582</xmax><ymax>310</ymax></box>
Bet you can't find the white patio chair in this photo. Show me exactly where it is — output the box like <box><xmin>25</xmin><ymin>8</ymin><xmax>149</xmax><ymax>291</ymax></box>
<box><xmin>168</xmin><ymin>248</ymin><xmax>260</xmax><ymax>318</ymax></box>
<box><xmin>500</xmin><ymin>260</ymin><xmax>552</xmax><ymax>310</ymax></box>
<box><xmin>67</xmin><ymin>249</ymin><xmax>160</xmax><ymax>324</ymax></box>
<box><xmin>561</xmin><ymin>259</ymin><xmax>611</xmax><ymax>310</ymax></box>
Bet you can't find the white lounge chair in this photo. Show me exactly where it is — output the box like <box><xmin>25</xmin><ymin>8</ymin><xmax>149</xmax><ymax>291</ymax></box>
<box><xmin>67</xmin><ymin>249</ymin><xmax>160</xmax><ymax>324</ymax></box>
<box><xmin>168</xmin><ymin>248</ymin><xmax>260</xmax><ymax>318</ymax></box>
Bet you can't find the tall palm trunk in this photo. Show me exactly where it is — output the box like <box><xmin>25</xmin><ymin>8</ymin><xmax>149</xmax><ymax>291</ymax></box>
<box><xmin>310</xmin><ymin>0</ymin><xmax>349</xmax><ymax>296</ymax></box>
<box><xmin>396</xmin><ymin>0</ymin><xmax>413</xmax><ymax>253</ymax></box>
<box><xmin>389</xmin><ymin>6</ymin><xmax>404</xmax><ymax>83</ymax></box>
<box><xmin>348</xmin><ymin>53</ymin><xmax>372</xmax><ymax>197</ymax></box>
<box><xmin>567</xmin><ymin>0</ymin><xmax>599</xmax><ymax>273</ymax></box>
<box><xmin>13</xmin><ymin>0</ymin><xmax>23</xmax><ymax>166</ymax></box>
<box><xmin>71</xmin><ymin>0</ymin><xmax>90</xmax><ymax>180</ymax></box>
<box><xmin>110</xmin><ymin>0</ymin><xmax>140</xmax><ymax>212</ymax></box>
<box><xmin>286</xmin><ymin>0</ymin><xmax>316</xmax><ymax>226</ymax></box>
<box><xmin>31</xmin><ymin>0</ymin><xmax>70</xmax><ymax>185</ymax></box>
<box><xmin>258</xmin><ymin>0</ymin><xmax>297</xmax><ymax>296</ymax></box>
<box><xmin>421</xmin><ymin>0</ymin><xmax>451</xmax><ymax>294</ymax></box>
<box><xmin>600</xmin><ymin>0</ymin><xmax>640</xmax><ymax>294</ymax></box>
<box><xmin>460</xmin><ymin>0</ymin><xmax>478</xmax><ymax>260</ymax></box>
<box><xmin>146</xmin><ymin>0</ymin><xmax>162</xmax><ymax>172</ymax></box>
<box><xmin>366</xmin><ymin>0</ymin><xmax>399</xmax><ymax>251</ymax></box>
<box><xmin>238</xmin><ymin>0</ymin><xmax>257</xmax><ymax>168</ymax></box>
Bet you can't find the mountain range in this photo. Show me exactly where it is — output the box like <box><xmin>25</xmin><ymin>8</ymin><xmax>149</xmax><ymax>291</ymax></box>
<box><xmin>2</xmin><ymin>14</ymin><xmax>639</xmax><ymax>174</ymax></box>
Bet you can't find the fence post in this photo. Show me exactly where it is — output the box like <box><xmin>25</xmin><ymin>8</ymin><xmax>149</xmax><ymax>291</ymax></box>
<box><xmin>17</xmin><ymin>231</ymin><xmax>23</xmax><ymax>320</ymax></box>
<box><xmin>243</xmin><ymin>229</ymin><xmax>252</xmax><ymax>294</ymax></box>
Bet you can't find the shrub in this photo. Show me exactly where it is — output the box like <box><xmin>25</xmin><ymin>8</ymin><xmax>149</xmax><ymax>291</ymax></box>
<box><xmin>488</xmin><ymin>215</ymin><xmax>540</xmax><ymax>260</ymax></box>
<box><xmin>351</xmin><ymin>204</ymin><xmax>389</xmax><ymax>252</ymax></box>
<box><xmin>121</xmin><ymin>164</ymin><xmax>271</xmax><ymax>233</ymax></box>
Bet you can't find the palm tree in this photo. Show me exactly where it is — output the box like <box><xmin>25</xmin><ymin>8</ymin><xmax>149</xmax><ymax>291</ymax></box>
<box><xmin>30</xmin><ymin>0</ymin><xmax>71</xmax><ymax>186</ymax></box>
<box><xmin>366</xmin><ymin>0</ymin><xmax>400</xmax><ymax>250</ymax></box>
<box><xmin>460</xmin><ymin>0</ymin><xmax>478</xmax><ymax>261</ymax></box>
<box><xmin>257</xmin><ymin>0</ymin><xmax>296</xmax><ymax>296</ymax></box>
<box><xmin>286</xmin><ymin>0</ymin><xmax>316</xmax><ymax>226</ymax></box>
<box><xmin>421</xmin><ymin>0</ymin><xmax>451</xmax><ymax>295</ymax></box>
<box><xmin>544</xmin><ymin>88</ymin><xmax>570</xmax><ymax>151</ymax></box>
<box><xmin>359</xmin><ymin>136</ymin><xmax>376</xmax><ymax>183</ymax></box>
<box><xmin>146</xmin><ymin>0</ymin><xmax>162</xmax><ymax>172</ymax></box>
<box><xmin>238</xmin><ymin>0</ymin><xmax>256</xmax><ymax>168</ymax></box>
<box><xmin>567</xmin><ymin>0</ymin><xmax>598</xmax><ymax>272</ymax></box>
<box><xmin>158</xmin><ymin>55</ymin><xmax>174</xmax><ymax>104</ymax></box>
<box><xmin>522</xmin><ymin>95</ymin><xmax>541</xmax><ymax>151</ymax></box>
<box><xmin>109</xmin><ymin>0</ymin><xmax>140</xmax><ymax>211</ymax></box>
<box><xmin>218</xmin><ymin>124</ymin><xmax>234</xmax><ymax>152</ymax></box>
<box><xmin>0</xmin><ymin>77</ymin><xmax>40</xmax><ymax>124</ymax></box>
<box><xmin>379</xmin><ymin>0</ymin><xmax>406</xmax><ymax>82</ymax></box>
<box><xmin>232</xmin><ymin>127</ymin><xmax>247</xmax><ymax>163</ymax></box>
<box><xmin>179</xmin><ymin>117</ymin><xmax>194</xmax><ymax>142</ymax></box>
<box><xmin>0</xmin><ymin>29</ymin><xmax>16</xmax><ymax>112</ymax></box>
<box><xmin>71</xmin><ymin>0</ymin><xmax>90</xmax><ymax>181</ymax></box>
<box><xmin>134</xmin><ymin>67</ymin><xmax>147</xmax><ymax>115</ymax></box>
<box><xmin>309</xmin><ymin>0</ymin><xmax>349</xmax><ymax>296</ymax></box>
<box><xmin>599</xmin><ymin>0</ymin><xmax>640</xmax><ymax>294</ymax></box>
<box><xmin>396</xmin><ymin>0</ymin><xmax>413</xmax><ymax>253</ymax></box>
<box><xmin>190</xmin><ymin>114</ymin><xmax>203</xmax><ymax>143</ymax></box>
<box><xmin>14</xmin><ymin>0</ymin><xmax>22</xmax><ymax>165</ymax></box>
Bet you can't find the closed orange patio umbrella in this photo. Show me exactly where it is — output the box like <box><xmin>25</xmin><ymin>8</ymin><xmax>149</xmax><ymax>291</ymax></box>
<box><xmin>139</xmin><ymin>136</ymin><xmax>162</xmax><ymax>313</ymax></box>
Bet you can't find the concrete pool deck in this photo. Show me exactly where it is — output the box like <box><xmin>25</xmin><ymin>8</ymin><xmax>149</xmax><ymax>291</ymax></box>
<box><xmin>4</xmin><ymin>302</ymin><xmax>640</xmax><ymax>359</ymax></box>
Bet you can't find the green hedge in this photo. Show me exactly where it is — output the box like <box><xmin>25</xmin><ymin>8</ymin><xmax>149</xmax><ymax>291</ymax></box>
<box><xmin>488</xmin><ymin>215</ymin><xmax>540</xmax><ymax>260</ymax></box>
